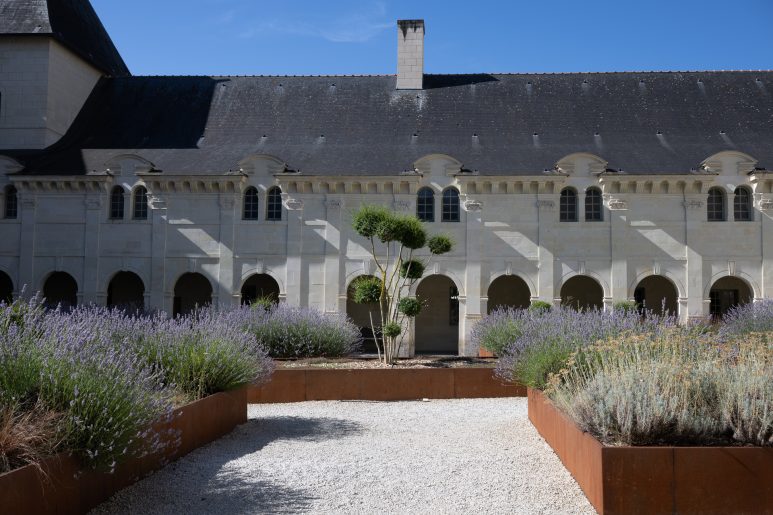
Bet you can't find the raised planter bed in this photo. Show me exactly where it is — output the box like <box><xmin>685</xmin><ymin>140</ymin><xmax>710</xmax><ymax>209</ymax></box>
<box><xmin>250</xmin><ymin>367</ymin><xmax>525</xmax><ymax>403</ymax></box>
<box><xmin>0</xmin><ymin>387</ymin><xmax>248</xmax><ymax>515</ymax></box>
<box><xmin>528</xmin><ymin>388</ymin><xmax>773</xmax><ymax>515</ymax></box>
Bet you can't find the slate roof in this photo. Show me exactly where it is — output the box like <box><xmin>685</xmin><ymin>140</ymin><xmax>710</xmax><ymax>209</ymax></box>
<box><xmin>0</xmin><ymin>0</ymin><xmax>129</xmax><ymax>76</ymax></box>
<box><xmin>6</xmin><ymin>71</ymin><xmax>773</xmax><ymax>176</ymax></box>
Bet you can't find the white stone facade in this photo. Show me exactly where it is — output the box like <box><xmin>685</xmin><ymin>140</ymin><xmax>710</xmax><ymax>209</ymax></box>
<box><xmin>1</xmin><ymin>17</ymin><xmax>771</xmax><ymax>356</ymax></box>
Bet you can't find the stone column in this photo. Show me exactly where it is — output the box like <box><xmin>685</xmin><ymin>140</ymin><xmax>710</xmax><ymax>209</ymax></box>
<box><xmin>757</xmin><ymin>194</ymin><xmax>772</xmax><ymax>299</ymax></box>
<box><xmin>462</xmin><ymin>196</ymin><xmax>483</xmax><ymax>357</ymax></box>
<box><xmin>283</xmin><ymin>194</ymin><xmax>304</xmax><ymax>307</ymax></box>
<box><xmin>536</xmin><ymin>195</ymin><xmax>557</xmax><ymax>305</ymax></box>
<box><xmin>683</xmin><ymin>196</ymin><xmax>708</xmax><ymax>319</ymax></box>
<box><xmin>82</xmin><ymin>195</ymin><xmax>103</xmax><ymax>305</ymax></box>
<box><xmin>607</xmin><ymin>195</ymin><xmax>629</xmax><ymax>308</ymax></box>
<box><xmin>148</xmin><ymin>193</ymin><xmax>169</xmax><ymax>313</ymax></box>
<box><xmin>216</xmin><ymin>194</ymin><xmax>238</xmax><ymax>309</ymax></box>
<box><xmin>18</xmin><ymin>193</ymin><xmax>36</xmax><ymax>296</ymax></box>
<box><xmin>323</xmin><ymin>197</ymin><xmax>343</xmax><ymax>314</ymax></box>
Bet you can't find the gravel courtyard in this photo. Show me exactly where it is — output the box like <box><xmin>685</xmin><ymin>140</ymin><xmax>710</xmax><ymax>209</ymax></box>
<box><xmin>91</xmin><ymin>398</ymin><xmax>595</xmax><ymax>514</ymax></box>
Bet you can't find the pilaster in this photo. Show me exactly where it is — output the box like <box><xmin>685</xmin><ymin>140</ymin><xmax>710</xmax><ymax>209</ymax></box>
<box><xmin>81</xmin><ymin>195</ymin><xmax>103</xmax><ymax>304</ymax></box>
<box><xmin>148</xmin><ymin>193</ymin><xmax>169</xmax><ymax>313</ymax></box>
<box><xmin>217</xmin><ymin>193</ymin><xmax>238</xmax><ymax>308</ymax></box>
<box><xmin>684</xmin><ymin>195</ymin><xmax>708</xmax><ymax>319</ymax></box>
<box><xmin>283</xmin><ymin>194</ymin><xmax>304</xmax><ymax>307</ymax></box>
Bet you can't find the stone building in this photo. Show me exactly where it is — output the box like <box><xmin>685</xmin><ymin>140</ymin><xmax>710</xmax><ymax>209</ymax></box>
<box><xmin>1</xmin><ymin>2</ymin><xmax>772</xmax><ymax>355</ymax></box>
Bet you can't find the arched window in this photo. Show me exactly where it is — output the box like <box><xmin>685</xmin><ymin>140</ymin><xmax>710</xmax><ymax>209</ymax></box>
<box><xmin>707</xmin><ymin>187</ymin><xmax>725</xmax><ymax>222</ymax></box>
<box><xmin>733</xmin><ymin>186</ymin><xmax>752</xmax><ymax>222</ymax></box>
<box><xmin>585</xmin><ymin>187</ymin><xmax>603</xmax><ymax>222</ymax></box>
<box><xmin>441</xmin><ymin>187</ymin><xmax>460</xmax><ymax>222</ymax></box>
<box><xmin>266</xmin><ymin>186</ymin><xmax>282</xmax><ymax>221</ymax></box>
<box><xmin>417</xmin><ymin>187</ymin><xmax>434</xmax><ymax>222</ymax></box>
<box><xmin>243</xmin><ymin>187</ymin><xmax>259</xmax><ymax>220</ymax></box>
<box><xmin>132</xmin><ymin>186</ymin><xmax>148</xmax><ymax>220</ymax></box>
<box><xmin>560</xmin><ymin>188</ymin><xmax>577</xmax><ymax>222</ymax></box>
<box><xmin>109</xmin><ymin>186</ymin><xmax>125</xmax><ymax>220</ymax></box>
<box><xmin>4</xmin><ymin>185</ymin><xmax>17</xmax><ymax>220</ymax></box>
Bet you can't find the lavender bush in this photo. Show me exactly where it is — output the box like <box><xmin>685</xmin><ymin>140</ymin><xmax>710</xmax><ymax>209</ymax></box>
<box><xmin>235</xmin><ymin>303</ymin><xmax>362</xmax><ymax>358</ymax></box>
<box><xmin>0</xmin><ymin>299</ymin><xmax>275</xmax><ymax>471</ymax></box>
<box><xmin>547</xmin><ymin>330</ymin><xmax>772</xmax><ymax>446</ymax></box>
<box><xmin>485</xmin><ymin>306</ymin><xmax>678</xmax><ymax>388</ymax></box>
<box><xmin>718</xmin><ymin>299</ymin><xmax>773</xmax><ymax>337</ymax></box>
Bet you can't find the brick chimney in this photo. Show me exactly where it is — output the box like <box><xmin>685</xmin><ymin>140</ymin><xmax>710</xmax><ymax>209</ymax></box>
<box><xmin>397</xmin><ymin>20</ymin><xmax>424</xmax><ymax>90</ymax></box>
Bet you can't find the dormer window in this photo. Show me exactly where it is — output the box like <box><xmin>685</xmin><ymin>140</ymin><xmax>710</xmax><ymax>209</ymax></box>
<box><xmin>4</xmin><ymin>185</ymin><xmax>17</xmax><ymax>219</ymax></box>
<box><xmin>109</xmin><ymin>186</ymin><xmax>125</xmax><ymax>220</ymax></box>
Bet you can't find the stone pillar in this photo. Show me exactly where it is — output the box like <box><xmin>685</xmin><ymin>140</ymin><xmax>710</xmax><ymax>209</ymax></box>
<box><xmin>324</xmin><ymin>197</ymin><xmax>343</xmax><ymax>314</ymax></box>
<box><xmin>607</xmin><ymin>195</ymin><xmax>629</xmax><ymax>307</ymax></box>
<box><xmin>18</xmin><ymin>193</ymin><xmax>36</xmax><ymax>296</ymax></box>
<box><xmin>462</xmin><ymin>196</ymin><xmax>483</xmax><ymax>357</ymax></box>
<box><xmin>217</xmin><ymin>194</ymin><xmax>238</xmax><ymax>309</ymax></box>
<box><xmin>683</xmin><ymin>195</ymin><xmax>708</xmax><ymax>319</ymax></box>
<box><xmin>148</xmin><ymin>193</ymin><xmax>169</xmax><ymax>313</ymax></box>
<box><xmin>757</xmin><ymin>193</ymin><xmax>772</xmax><ymax>299</ymax></box>
<box><xmin>82</xmin><ymin>195</ymin><xmax>103</xmax><ymax>305</ymax></box>
<box><xmin>536</xmin><ymin>195</ymin><xmax>557</xmax><ymax>305</ymax></box>
<box><xmin>283</xmin><ymin>194</ymin><xmax>304</xmax><ymax>307</ymax></box>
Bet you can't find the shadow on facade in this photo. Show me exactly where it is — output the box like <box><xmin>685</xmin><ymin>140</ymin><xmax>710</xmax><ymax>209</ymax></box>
<box><xmin>174</xmin><ymin>273</ymin><xmax>212</xmax><ymax>317</ymax></box>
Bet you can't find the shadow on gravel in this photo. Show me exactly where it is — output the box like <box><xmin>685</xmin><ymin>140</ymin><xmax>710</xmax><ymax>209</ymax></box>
<box><xmin>92</xmin><ymin>417</ymin><xmax>363</xmax><ymax>514</ymax></box>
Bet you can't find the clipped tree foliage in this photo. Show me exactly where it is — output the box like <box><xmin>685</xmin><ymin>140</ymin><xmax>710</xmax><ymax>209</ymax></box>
<box><xmin>383</xmin><ymin>322</ymin><xmax>402</xmax><ymax>338</ymax></box>
<box><xmin>398</xmin><ymin>297</ymin><xmax>422</xmax><ymax>317</ymax></box>
<box><xmin>428</xmin><ymin>234</ymin><xmax>453</xmax><ymax>255</ymax></box>
<box><xmin>400</xmin><ymin>260</ymin><xmax>425</xmax><ymax>280</ymax></box>
<box><xmin>352</xmin><ymin>205</ymin><xmax>391</xmax><ymax>239</ymax></box>
<box><xmin>352</xmin><ymin>276</ymin><xmax>383</xmax><ymax>304</ymax></box>
<box><xmin>396</xmin><ymin>216</ymin><xmax>427</xmax><ymax>249</ymax></box>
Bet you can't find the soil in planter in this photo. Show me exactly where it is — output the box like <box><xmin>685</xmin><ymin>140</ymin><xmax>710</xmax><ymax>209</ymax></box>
<box><xmin>276</xmin><ymin>356</ymin><xmax>497</xmax><ymax>369</ymax></box>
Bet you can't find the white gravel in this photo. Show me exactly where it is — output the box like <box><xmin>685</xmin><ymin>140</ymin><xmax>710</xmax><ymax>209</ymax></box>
<box><xmin>91</xmin><ymin>399</ymin><xmax>595</xmax><ymax>514</ymax></box>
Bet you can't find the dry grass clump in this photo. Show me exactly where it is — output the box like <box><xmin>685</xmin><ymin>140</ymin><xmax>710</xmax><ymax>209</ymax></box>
<box><xmin>0</xmin><ymin>403</ymin><xmax>63</xmax><ymax>474</ymax></box>
<box><xmin>547</xmin><ymin>330</ymin><xmax>772</xmax><ymax>447</ymax></box>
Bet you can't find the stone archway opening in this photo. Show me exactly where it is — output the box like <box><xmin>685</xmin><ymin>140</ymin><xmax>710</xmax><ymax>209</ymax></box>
<box><xmin>633</xmin><ymin>275</ymin><xmax>678</xmax><ymax>316</ymax></box>
<box><xmin>560</xmin><ymin>275</ymin><xmax>603</xmax><ymax>311</ymax></box>
<box><xmin>0</xmin><ymin>271</ymin><xmax>12</xmax><ymax>304</ymax></box>
<box><xmin>346</xmin><ymin>275</ymin><xmax>381</xmax><ymax>354</ymax></box>
<box><xmin>709</xmin><ymin>277</ymin><xmax>753</xmax><ymax>318</ymax></box>
<box><xmin>107</xmin><ymin>271</ymin><xmax>145</xmax><ymax>314</ymax></box>
<box><xmin>241</xmin><ymin>274</ymin><xmax>280</xmax><ymax>306</ymax></box>
<box><xmin>43</xmin><ymin>272</ymin><xmax>78</xmax><ymax>310</ymax></box>
<box><xmin>173</xmin><ymin>273</ymin><xmax>212</xmax><ymax>317</ymax></box>
<box><xmin>415</xmin><ymin>275</ymin><xmax>459</xmax><ymax>354</ymax></box>
<box><xmin>487</xmin><ymin>275</ymin><xmax>531</xmax><ymax>313</ymax></box>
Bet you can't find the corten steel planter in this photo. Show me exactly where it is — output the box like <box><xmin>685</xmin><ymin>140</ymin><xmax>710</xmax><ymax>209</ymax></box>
<box><xmin>528</xmin><ymin>388</ymin><xmax>773</xmax><ymax>515</ymax></box>
<box><xmin>0</xmin><ymin>387</ymin><xmax>248</xmax><ymax>515</ymax></box>
<box><xmin>249</xmin><ymin>366</ymin><xmax>525</xmax><ymax>403</ymax></box>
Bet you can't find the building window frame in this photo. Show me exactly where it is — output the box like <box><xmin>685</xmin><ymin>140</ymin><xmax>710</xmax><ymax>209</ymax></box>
<box><xmin>417</xmin><ymin>187</ymin><xmax>434</xmax><ymax>222</ymax></box>
<box><xmin>707</xmin><ymin>187</ymin><xmax>726</xmax><ymax>222</ymax></box>
<box><xmin>132</xmin><ymin>186</ymin><xmax>148</xmax><ymax>220</ymax></box>
<box><xmin>4</xmin><ymin>185</ymin><xmax>17</xmax><ymax>220</ymax></box>
<box><xmin>243</xmin><ymin>186</ymin><xmax>259</xmax><ymax>220</ymax></box>
<box><xmin>441</xmin><ymin>187</ymin><xmax>460</xmax><ymax>222</ymax></box>
<box><xmin>109</xmin><ymin>186</ymin><xmax>125</xmax><ymax>220</ymax></box>
<box><xmin>733</xmin><ymin>186</ymin><xmax>752</xmax><ymax>222</ymax></box>
<box><xmin>266</xmin><ymin>186</ymin><xmax>282</xmax><ymax>221</ymax></box>
<box><xmin>584</xmin><ymin>187</ymin><xmax>603</xmax><ymax>222</ymax></box>
<box><xmin>560</xmin><ymin>187</ymin><xmax>578</xmax><ymax>222</ymax></box>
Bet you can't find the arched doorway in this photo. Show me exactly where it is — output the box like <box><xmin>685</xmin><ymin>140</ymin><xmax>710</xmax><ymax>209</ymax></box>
<box><xmin>107</xmin><ymin>272</ymin><xmax>145</xmax><ymax>313</ymax></box>
<box><xmin>560</xmin><ymin>275</ymin><xmax>603</xmax><ymax>311</ymax></box>
<box><xmin>487</xmin><ymin>275</ymin><xmax>531</xmax><ymax>313</ymax></box>
<box><xmin>709</xmin><ymin>277</ymin><xmax>753</xmax><ymax>318</ymax></box>
<box><xmin>0</xmin><ymin>271</ymin><xmax>13</xmax><ymax>304</ymax></box>
<box><xmin>415</xmin><ymin>275</ymin><xmax>459</xmax><ymax>354</ymax></box>
<box><xmin>43</xmin><ymin>272</ymin><xmax>78</xmax><ymax>310</ymax></box>
<box><xmin>173</xmin><ymin>273</ymin><xmax>212</xmax><ymax>317</ymax></box>
<box><xmin>633</xmin><ymin>276</ymin><xmax>678</xmax><ymax>316</ymax></box>
<box><xmin>241</xmin><ymin>274</ymin><xmax>280</xmax><ymax>305</ymax></box>
<box><xmin>346</xmin><ymin>276</ymin><xmax>381</xmax><ymax>353</ymax></box>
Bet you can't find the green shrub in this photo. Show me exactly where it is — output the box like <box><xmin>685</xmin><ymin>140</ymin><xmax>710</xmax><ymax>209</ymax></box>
<box><xmin>383</xmin><ymin>322</ymin><xmax>402</xmax><ymax>338</ymax></box>
<box><xmin>613</xmin><ymin>300</ymin><xmax>639</xmax><ymax>313</ymax></box>
<box><xmin>528</xmin><ymin>301</ymin><xmax>552</xmax><ymax>312</ymax></box>
<box><xmin>397</xmin><ymin>297</ymin><xmax>422</xmax><ymax>317</ymax></box>
<box><xmin>351</xmin><ymin>276</ymin><xmax>383</xmax><ymax>304</ymax></box>
<box><xmin>399</xmin><ymin>260</ymin><xmax>425</xmax><ymax>280</ymax></box>
<box><xmin>427</xmin><ymin>234</ymin><xmax>453</xmax><ymax>255</ymax></box>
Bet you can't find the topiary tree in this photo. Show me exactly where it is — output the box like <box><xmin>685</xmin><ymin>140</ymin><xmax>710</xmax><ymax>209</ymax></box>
<box><xmin>350</xmin><ymin>205</ymin><xmax>453</xmax><ymax>364</ymax></box>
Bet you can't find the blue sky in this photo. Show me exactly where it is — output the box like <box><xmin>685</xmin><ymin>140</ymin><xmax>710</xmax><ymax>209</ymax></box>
<box><xmin>92</xmin><ymin>0</ymin><xmax>773</xmax><ymax>76</ymax></box>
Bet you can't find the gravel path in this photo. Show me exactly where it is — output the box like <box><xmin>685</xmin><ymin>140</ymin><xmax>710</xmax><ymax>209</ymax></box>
<box><xmin>91</xmin><ymin>399</ymin><xmax>595</xmax><ymax>514</ymax></box>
